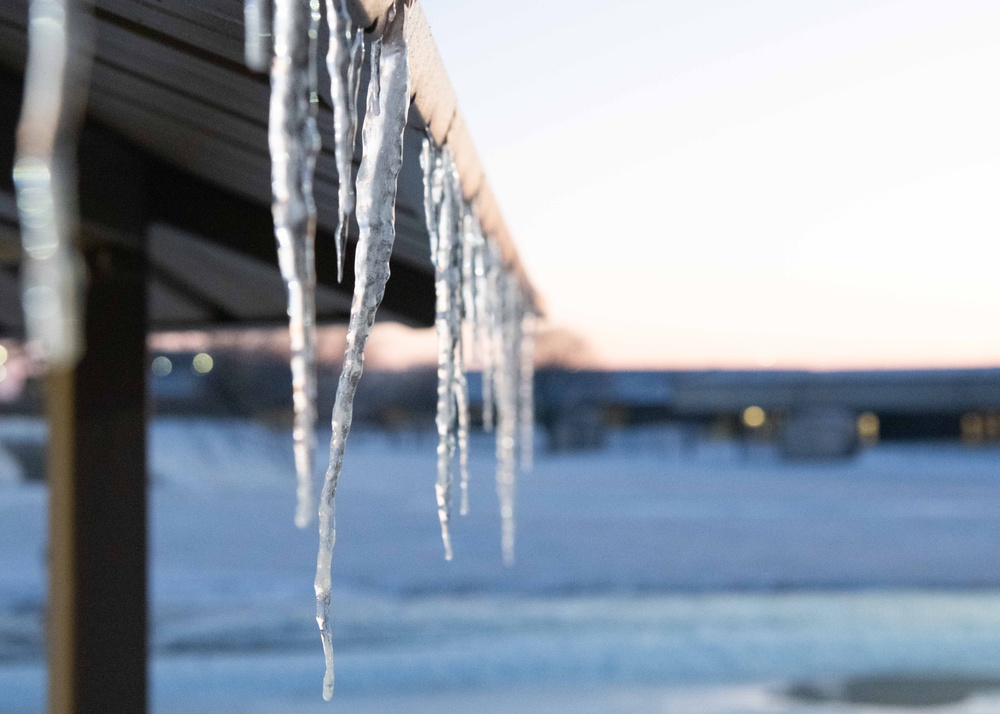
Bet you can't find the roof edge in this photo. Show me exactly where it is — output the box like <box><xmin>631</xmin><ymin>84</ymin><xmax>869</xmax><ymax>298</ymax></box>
<box><xmin>350</xmin><ymin>0</ymin><xmax>544</xmax><ymax>313</ymax></box>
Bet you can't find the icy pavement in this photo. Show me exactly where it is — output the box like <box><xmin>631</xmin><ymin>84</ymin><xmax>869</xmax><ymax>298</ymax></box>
<box><xmin>4</xmin><ymin>419</ymin><xmax>1000</xmax><ymax>711</ymax></box>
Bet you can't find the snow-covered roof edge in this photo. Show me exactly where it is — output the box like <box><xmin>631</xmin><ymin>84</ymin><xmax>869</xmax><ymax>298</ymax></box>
<box><xmin>351</xmin><ymin>0</ymin><xmax>543</xmax><ymax>314</ymax></box>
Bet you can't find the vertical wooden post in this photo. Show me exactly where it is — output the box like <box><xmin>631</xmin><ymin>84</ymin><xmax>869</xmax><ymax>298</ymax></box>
<box><xmin>47</xmin><ymin>127</ymin><xmax>149</xmax><ymax>713</ymax></box>
<box><xmin>47</xmin><ymin>241</ymin><xmax>148</xmax><ymax>713</ymax></box>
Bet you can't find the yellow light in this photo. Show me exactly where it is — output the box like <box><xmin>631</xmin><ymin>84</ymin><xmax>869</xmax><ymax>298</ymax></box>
<box><xmin>742</xmin><ymin>405</ymin><xmax>766</xmax><ymax>428</ymax></box>
<box><xmin>151</xmin><ymin>356</ymin><xmax>172</xmax><ymax>377</ymax></box>
<box><xmin>857</xmin><ymin>412</ymin><xmax>879</xmax><ymax>440</ymax></box>
<box><xmin>192</xmin><ymin>352</ymin><xmax>214</xmax><ymax>374</ymax></box>
<box><xmin>961</xmin><ymin>413</ymin><xmax>984</xmax><ymax>443</ymax></box>
<box><xmin>987</xmin><ymin>413</ymin><xmax>1000</xmax><ymax>441</ymax></box>
<box><xmin>0</xmin><ymin>345</ymin><xmax>7</xmax><ymax>365</ymax></box>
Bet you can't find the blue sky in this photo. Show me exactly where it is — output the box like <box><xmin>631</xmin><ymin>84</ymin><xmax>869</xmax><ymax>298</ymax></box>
<box><xmin>421</xmin><ymin>0</ymin><xmax>1000</xmax><ymax>369</ymax></box>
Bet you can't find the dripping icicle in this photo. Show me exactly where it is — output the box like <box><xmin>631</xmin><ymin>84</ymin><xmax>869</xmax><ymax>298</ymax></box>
<box><xmin>268</xmin><ymin>0</ymin><xmax>322</xmax><ymax>528</ymax></box>
<box><xmin>421</xmin><ymin>140</ymin><xmax>472</xmax><ymax>559</ymax></box>
<box><xmin>324</xmin><ymin>0</ymin><xmax>364</xmax><ymax>281</ymax></box>
<box><xmin>494</xmin><ymin>270</ymin><xmax>519</xmax><ymax>565</ymax></box>
<box><xmin>315</xmin><ymin>0</ymin><xmax>410</xmax><ymax>700</ymax></box>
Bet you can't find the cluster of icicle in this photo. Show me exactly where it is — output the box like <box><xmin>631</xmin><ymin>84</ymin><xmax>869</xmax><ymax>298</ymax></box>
<box><xmin>421</xmin><ymin>139</ymin><xmax>537</xmax><ymax>567</ymax></box>
<box><xmin>265</xmin><ymin>0</ymin><xmax>364</xmax><ymax>529</ymax></box>
<box><xmin>315</xmin><ymin>0</ymin><xmax>410</xmax><ymax>700</ymax></box>
<box><xmin>13</xmin><ymin>0</ymin><xmax>90</xmax><ymax>368</ymax></box>
<box><xmin>255</xmin><ymin>0</ymin><xmax>411</xmax><ymax>699</ymax></box>
<box><xmin>247</xmin><ymin>0</ymin><xmax>536</xmax><ymax>699</ymax></box>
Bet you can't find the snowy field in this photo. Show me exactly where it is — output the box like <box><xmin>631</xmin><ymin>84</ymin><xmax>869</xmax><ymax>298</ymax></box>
<box><xmin>3</xmin><ymin>418</ymin><xmax>1000</xmax><ymax>712</ymax></box>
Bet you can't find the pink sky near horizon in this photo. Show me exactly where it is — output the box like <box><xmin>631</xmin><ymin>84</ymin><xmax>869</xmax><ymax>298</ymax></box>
<box><xmin>420</xmin><ymin>0</ymin><xmax>1000</xmax><ymax>371</ymax></box>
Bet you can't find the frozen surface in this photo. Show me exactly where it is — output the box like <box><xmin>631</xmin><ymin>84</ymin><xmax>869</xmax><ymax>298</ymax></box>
<box><xmin>6</xmin><ymin>419</ymin><xmax>1000</xmax><ymax>711</ymax></box>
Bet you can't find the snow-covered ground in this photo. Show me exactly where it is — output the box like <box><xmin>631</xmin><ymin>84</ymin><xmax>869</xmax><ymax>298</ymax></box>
<box><xmin>3</xmin><ymin>418</ymin><xmax>1000</xmax><ymax>712</ymax></box>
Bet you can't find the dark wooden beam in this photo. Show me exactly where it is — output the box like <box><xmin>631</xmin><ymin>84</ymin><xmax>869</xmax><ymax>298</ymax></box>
<box><xmin>47</xmin><ymin>127</ymin><xmax>149</xmax><ymax>713</ymax></box>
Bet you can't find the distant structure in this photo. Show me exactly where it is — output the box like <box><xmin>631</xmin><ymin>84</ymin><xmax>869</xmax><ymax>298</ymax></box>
<box><xmin>530</xmin><ymin>368</ymin><xmax>1000</xmax><ymax>458</ymax></box>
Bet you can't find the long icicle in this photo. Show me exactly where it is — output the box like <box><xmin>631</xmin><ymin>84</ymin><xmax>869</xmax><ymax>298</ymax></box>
<box><xmin>455</xmin><ymin>339</ymin><xmax>471</xmax><ymax>517</ymax></box>
<box><xmin>270</xmin><ymin>0</ymin><xmax>321</xmax><ymax>528</ymax></box>
<box><xmin>13</xmin><ymin>0</ymin><xmax>91</xmax><ymax>368</ymax></box>
<box><xmin>324</xmin><ymin>0</ymin><xmax>364</xmax><ymax>281</ymax></box>
<box><xmin>469</xmin><ymin>217</ymin><xmax>493</xmax><ymax>452</ymax></box>
<box><xmin>315</xmin><ymin>1</ymin><xmax>409</xmax><ymax>699</ymax></box>
<box><xmin>495</xmin><ymin>270</ymin><xmax>521</xmax><ymax>565</ymax></box>
<box><xmin>480</xmin><ymin>241</ymin><xmax>500</xmax><ymax>431</ymax></box>
<box><xmin>519</xmin><ymin>306</ymin><xmax>536</xmax><ymax>473</ymax></box>
<box><xmin>429</xmin><ymin>144</ymin><xmax>458</xmax><ymax>559</ymax></box>
<box><xmin>461</xmin><ymin>203</ymin><xmax>479</xmax><ymax>361</ymax></box>
<box><xmin>447</xmin><ymin>162</ymin><xmax>471</xmax><ymax>518</ymax></box>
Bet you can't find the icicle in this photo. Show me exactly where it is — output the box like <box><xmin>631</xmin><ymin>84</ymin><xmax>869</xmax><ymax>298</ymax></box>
<box><xmin>425</xmin><ymin>140</ymin><xmax>454</xmax><ymax>559</ymax></box>
<box><xmin>456</xmin><ymin>348</ymin><xmax>471</xmax><ymax>517</ymax></box>
<box><xmin>494</xmin><ymin>270</ymin><xmax>521</xmax><ymax>566</ymax></box>
<box><xmin>458</xmin><ymin>207</ymin><xmax>483</xmax><ymax>513</ymax></box>
<box><xmin>448</xmin><ymin>169</ymin><xmax>471</xmax><ymax>519</ymax></box>
<box><xmin>426</xmin><ymin>144</ymin><xmax>461</xmax><ymax>557</ymax></box>
<box><xmin>13</xmin><ymin>0</ymin><xmax>90</xmax><ymax>368</ymax></box>
<box><xmin>324</xmin><ymin>0</ymin><xmax>364</xmax><ymax>281</ymax></box>
<box><xmin>315</xmin><ymin>1</ymin><xmax>409</xmax><ymax>700</ymax></box>
<box><xmin>461</xmin><ymin>204</ymin><xmax>478</xmax><ymax>356</ymax></box>
<box><xmin>479</xmin><ymin>241</ymin><xmax>500</xmax><ymax>431</ymax></box>
<box><xmin>270</xmin><ymin>0</ymin><xmax>322</xmax><ymax>528</ymax></box>
<box><xmin>418</xmin><ymin>139</ymin><xmax>532</xmax><ymax>557</ymax></box>
<box><xmin>434</xmin><ymin>185</ymin><xmax>458</xmax><ymax>553</ymax></box>
<box><xmin>369</xmin><ymin>39</ymin><xmax>382</xmax><ymax>117</ymax></box>
<box><xmin>467</xmin><ymin>221</ymin><xmax>492</xmax><ymax>441</ymax></box>
<box><xmin>519</xmin><ymin>308</ymin><xmax>535</xmax><ymax>472</ymax></box>
<box><xmin>244</xmin><ymin>0</ymin><xmax>270</xmax><ymax>71</ymax></box>
<box><xmin>420</xmin><ymin>136</ymin><xmax>445</xmax><ymax>242</ymax></box>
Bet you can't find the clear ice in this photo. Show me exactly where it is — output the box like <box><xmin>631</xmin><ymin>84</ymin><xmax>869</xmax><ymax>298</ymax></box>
<box><xmin>461</xmin><ymin>204</ymin><xmax>479</xmax><ymax>369</ymax></box>
<box><xmin>422</xmin><ymin>139</ymin><xmax>453</xmax><ymax>557</ymax></box>
<box><xmin>324</xmin><ymin>0</ymin><xmax>364</xmax><ymax>281</ymax></box>
<box><xmin>519</xmin><ymin>310</ymin><xmax>536</xmax><ymax>473</ymax></box>
<box><xmin>494</xmin><ymin>270</ymin><xmax>521</xmax><ymax>566</ymax></box>
<box><xmin>269</xmin><ymin>0</ymin><xmax>322</xmax><ymax>528</ymax></box>
<box><xmin>478</xmin><ymin>240</ymin><xmax>498</xmax><ymax>432</ymax></box>
<box><xmin>422</xmin><ymin>140</ymin><xmax>475</xmax><ymax>555</ymax></box>
<box><xmin>243</xmin><ymin>0</ymin><xmax>270</xmax><ymax>71</ymax></box>
<box><xmin>13</xmin><ymin>0</ymin><xmax>88</xmax><ymax>368</ymax></box>
<box><xmin>420</xmin><ymin>135</ymin><xmax>537</xmax><ymax>563</ymax></box>
<box><xmin>449</xmin><ymin>167</ymin><xmax>471</xmax><ymax>522</ymax></box>
<box><xmin>315</xmin><ymin>0</ymin><xmax>410</xmax><ymax>700</ymax></box>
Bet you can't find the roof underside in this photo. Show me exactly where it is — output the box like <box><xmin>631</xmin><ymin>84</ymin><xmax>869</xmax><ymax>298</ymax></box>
<box><xmin>0</xmin><ymin>0</ymin><xmax>462</xmax><ymax>334</ymax></box>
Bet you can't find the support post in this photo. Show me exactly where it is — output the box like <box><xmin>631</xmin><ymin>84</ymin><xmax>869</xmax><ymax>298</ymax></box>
<box><xmin>46</xmin><ymin>127</ymin><xmax>149</xmax><ymax>713</ymax></box>
<box><xmin>47</xmin><ymin>241</ymin><xmax>148</xmax><ymax>713</ymax></box>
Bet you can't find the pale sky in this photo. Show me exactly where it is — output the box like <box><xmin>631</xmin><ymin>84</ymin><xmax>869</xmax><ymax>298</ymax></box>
<box><xmin>421</xmin><ymin>0</ymin><xmax>1000</xmax><ymax>370</ymax></box>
